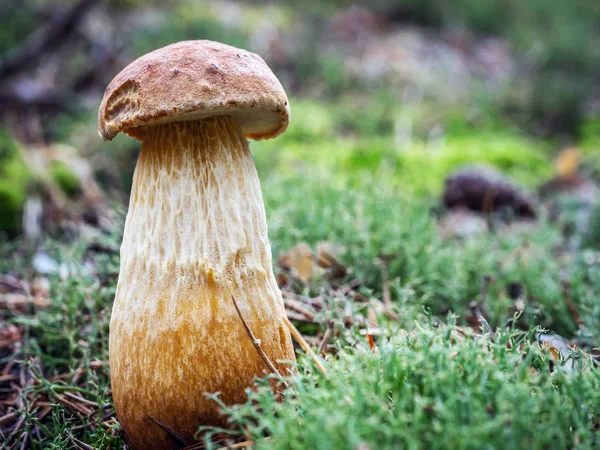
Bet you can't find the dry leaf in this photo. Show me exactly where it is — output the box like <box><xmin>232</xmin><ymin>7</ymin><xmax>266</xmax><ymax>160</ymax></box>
<box><xmin>317</xmin><ymin>241</ymin><xmax>347</xmax><ymax>279</ymax></box>
<box><xmin>278</xmin><ymin>242</ymin><xmax>314</xmax><ymax>283</ymax></box>
<box><xmin>555</xmin><ymin>147</ymin><xmax>580</xmax><ymax>179</ymax></box>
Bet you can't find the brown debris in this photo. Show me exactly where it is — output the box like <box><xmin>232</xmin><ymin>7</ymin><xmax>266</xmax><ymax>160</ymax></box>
<box><xmin>366</xmin><ymin>334</ymin><xmax>378</xmax><ymax>353</ymax></box>
<box><xmin>377</xmin><ymin>252</ymin><xmax>395</xmax><ymax>306</ymax></box>
<box><xmin>467</xmin><ymin>275</ymin><xmax>494</xmax><ymax>338</ymax></box>
<box><xmin>283</xmin><ymin>316</ymin><xmax>328</xmax><ymax>378</ymax></box>
<box><xmin>318</xmin><ymin>321</ymin><xmax>335</xmax><ymax>356</ymax></box>
<box><xmin>443</xmin><ymin>166</ymin><xmax>537</xmax><ymax>218</ymax></box>
<box><xmin>278</xmin><ymin>242</ymin><xmax>314</xmax><ymax>283</ymax></box>
<box><xmin>284</xmin><ymin>310</ymin><xmax>316</xmax><ymax>324</ymax></box>
<box><xmin>0</xmin><ymin>323</ymin><xmax>24</xmax><ymax>352</ymax></box>
<box><xmin>369</xmin><ymin>298</ymin><xmax>400</xmax><ymax>321</ymax></box>
<box><xmin>0</xmin><ymin>275</ymin><xmax>25</xmax><ymax>292</ymax></box>
<box><xmin>282</xmin><ymin>298</ymin><xmax>316</xmax><ymax>322</ymax></box>
<box><xmin>281</xmin><ymin>291</ymin><xmax>324</xmax><ymax>310</ymax></box>
<box><xmin>70</xmin><ymin>435</ymin><xmax>96</xmax><ymax>450</ymax></box>
<box><xmin>539</xmin><ymin>149</ymin><xmax>600</xmax><ymax>217</ymax></box>
<box><xmin>0</xmin><ymin>354</ymin><xmax>118</xmax><ymax>447</ymax></box>
<box><xmin>561</xmin><ymin>282</ymin><xmax>584</xmax><ymax>328</ymax></box>
<box><xmin>317</xmin><ymin>243</ymin><xmax>347</xmax><ymax>279</ymax></box>
<box><xmin>277</xmin><ymin>241</ymin><xmax>347</xmax><ymax>289</ymax></box>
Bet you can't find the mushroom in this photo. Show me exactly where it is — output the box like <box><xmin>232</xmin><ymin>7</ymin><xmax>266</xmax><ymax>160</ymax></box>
<box><xmin>98</xmin><ymin>41</ymin><xmax>296</xmax><ymax>449</ymax></box>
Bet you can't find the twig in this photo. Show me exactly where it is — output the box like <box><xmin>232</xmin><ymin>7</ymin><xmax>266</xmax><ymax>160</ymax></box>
<box><xmin>369</xmin><ymin>298</ymin><xmax>400</xmax><ymax>321</ymax></box>
<box><xmin>318</xmin><ymin>321</ymin><xmax>335</xmax><ymax>356</ymax></box>
<box><xmin>0</xmin><ymin>411</ymin><xmax>17</xmax><ymax>426</ymax></box>
<box><xmin>217</xmin><ymin>439</ymin><xmax>255</xmax><ymax>449</ymax></box>
<box><xmin>217</xmin><ymin>436</ymin><xmax>274</xmax><ymax>450</ymax></box>
<box><xmin>480</xmin><ymin>274</ymin><xmax>492</xmax><ymax>309</ymax></box>
<box><xmin>148</xmin><ymin>415</ymin><xmax>190</xmax><ymax>448</ymax></box>
<box><xmin>2</xmin><ymin>358</ymin><xmax>18</xmax><ymax>377</ymax></box>
<box><xmin>377</xmin><ymin>255</ymin><xmax>392</xmax><ymax>306</ymax></box>
<box><xmin>284</xmin><ymin>310</ymin><xmax>317</xmax><ymax>324</ymax></box>
<box><xmin>561</xmin><ymin>282</ymin><xmax>583</xmax><ymax>327</ymax></box>
<box><xmin>283</xmin><ymin>299</ymin><xmax>316</xmax><ymax>322</ymax></box>
<box><xmin>344</xmin><ymin>289</ymin><xmax>370</xmax><ymax>303</ymax></box>
<box><xmin>0</xmin><ymin>375</ymin><xmax>19</xmax><ymax>383</ymax></box>
<box><xmin>36</xmin><ymin>405</ymin><xmax>52</xmax><ymax>422</ymax></box>
<box><xmin>0</xmin><ymin>275</ymin><xmax>25</xmax><ymax>291</ymax></box>
<box><xmin>70</xmin><ymin>435</ymin><xmax>95</xmax><ymax>450</ymax></box>
<box><xmin>317</xmin><ymin>249</ymin><xmax>347</xmax><ymax>279</ymax></box>
<box><xmin>71</xmin><ymin>360</ymin><xmax>85</xmax><ymax>385</ymax></box>
<box><xmin>470</xmin><ymin>274</ymin><xmax>492</xmax><ymax>320</ymax></box>
<box><xmin>281</xmin><ymin>291</ymin><xmax>323</xmax><ymax>309</ymax></box>
<box><xmin>468</xmin><ymin>274</ymin><xmax>494</xmax><ymax>339</ymax></box>
<box><xmin>283</xmin><ymin>316</ymin><xmax>328</xmax><ymax>378</ymax></box>
<box><xmin>18</xmin><ymin>431</ymin><xmax>29</xmax><ymax>450</ymax></box>
<box><xmin>230</xmin><ymin>295</ymin><xmax>283</xmax><ymax>379</ymax></box>
<box><xmin>34</xmin><ymin>424</ymin><xmax>44</xmax><ymax>442</ymax></box>
<box><xmin>62</xmin><ymin>391</ymin><xmax>98</xmax><ymax>407</ymax></box>
<box><xmin>6</xmin><ymin>413</ymin><xmax>26</xmax><ymax>443</ymax></box>
<box><xmin>180</xmin><ymin>442</ymin><xmax>204</xmax><ymax>450</ymax></box>
<box><xmin>54</xmin><ymin>394</ymin><xmax>92</xmax><ymax>416</ymax></box>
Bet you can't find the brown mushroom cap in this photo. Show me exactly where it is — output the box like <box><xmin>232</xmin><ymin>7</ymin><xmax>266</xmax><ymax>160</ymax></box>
<box><xmin>98</xmin><ymin>40</ymin><xmax>289</xmax><ymax>142</ymax></box>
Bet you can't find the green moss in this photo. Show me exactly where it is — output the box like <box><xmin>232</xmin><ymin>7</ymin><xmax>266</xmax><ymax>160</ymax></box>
<box><xmin>0</xmin><ymin>132</ymin><xmax>83</xmax><ymax>234</ymax></box>
<box><xmin>262</xmin><ymin>174</ymin><xmax>597</xmax><ymax>337</ymax></box>
<box><xmin>395</xmin><ymin>131</ymin><xmax>553</xmax><ymax>193</ymax></box>
<box><xmin>580</xmin><ymin>117</ymin><xmax>600</xmax><ymax>150</ymax></box>
<box><xmin>0</xmin><ymin>130</ymin><xmax>32</xmax><ymax>234</ymax></box>
<box><xmin>2</xmin><ymin>164</ymin><xmax>598</xmax><ymax>449</ymax></box>
<box><xmin>50</xmin><ymin>161</ymin><xmax>81</xmax><ymax>197</ymax></box>
<box><xmin>0</xmin><ymin>187</ymin><xmax>23</xmax><ymax>234</ymax></box>
<box><xmin>217</xmin><ymin>324</ymin><xmax>600</xmax><ymax>450</ymax></box>
<box><xmin>253</xmin><ymin>99</ymin><xmax>552</xmax><ymax>196</ymax></box>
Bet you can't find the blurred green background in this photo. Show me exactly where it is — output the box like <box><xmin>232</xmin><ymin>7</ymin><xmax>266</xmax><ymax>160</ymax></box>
<box><xmin>1</xmin><ymin>0</ymin><xmax>599</xmax><ymax>238</ymax></box>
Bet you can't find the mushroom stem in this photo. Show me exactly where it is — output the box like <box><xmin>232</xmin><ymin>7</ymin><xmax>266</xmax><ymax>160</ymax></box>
<box><xmin>109</xmin><ymin>116</ymin><xmax>294</xmax><ymax>449</ymax></box>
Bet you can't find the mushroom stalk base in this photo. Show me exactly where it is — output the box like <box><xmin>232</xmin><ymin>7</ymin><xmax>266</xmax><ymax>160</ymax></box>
<box><xmin>109</xmin><ymin>117</ymin><xmax>295</xmax><ymax>450</ymax></box>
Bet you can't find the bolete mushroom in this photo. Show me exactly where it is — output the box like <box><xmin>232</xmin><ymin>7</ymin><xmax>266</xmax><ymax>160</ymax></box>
<box><xmin>98</xmin><ymin>40</ymin><xmax>295</xmax><ymax>449</ymax></box>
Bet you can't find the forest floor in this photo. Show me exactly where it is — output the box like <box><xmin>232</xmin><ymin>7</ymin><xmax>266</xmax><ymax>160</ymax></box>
<box><xmin>1</xmin><ymin>1</ymin><xmax>600</xmax><ymax>449</ymax></box>
<box><xmin>1</xmin><ymin>99</ymin><xmax>600</xmax><ymax>448</ymax></box>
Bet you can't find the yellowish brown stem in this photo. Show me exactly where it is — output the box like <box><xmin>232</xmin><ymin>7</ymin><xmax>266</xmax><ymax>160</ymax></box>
<box><xmin>109</xmin><ymin>116</ymin><xmax>295</xmax><ymax>450</ymax></box>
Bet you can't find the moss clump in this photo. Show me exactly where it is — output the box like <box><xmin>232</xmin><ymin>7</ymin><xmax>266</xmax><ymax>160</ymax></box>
<box><xmin>50</xmin><ymin>160</ymin><xmax>81</xmax><ymax>197</ymax></box>
<box><xmin>0</xmin><ymin>129</ymin><xmax>84</xmax><ymax>234</ymax></box>
<box><xmin>0</xmin><ymin>130</ymin><xmax>31</xmax><ymax>234</ymax></box>
<box><xmin>220</xmin><ymin>324</ymin><xmax>600</xmax><ymax>450</ymax></box>
<box><xmin>254</xmin><ymin>99</ymin><xmax>553</xmax><ymax>195</ymax></box>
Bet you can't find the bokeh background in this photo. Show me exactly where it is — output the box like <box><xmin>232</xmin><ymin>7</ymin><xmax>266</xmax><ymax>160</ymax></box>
<box><xmin>1</xmin><ymin>0</ymin><xmax>599</xmax><ymax>239</ymax></box>
<box><xmin>1</xmin><ymin>2</ymin><xmax>600</xmax><ymax>448</ymax></box>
